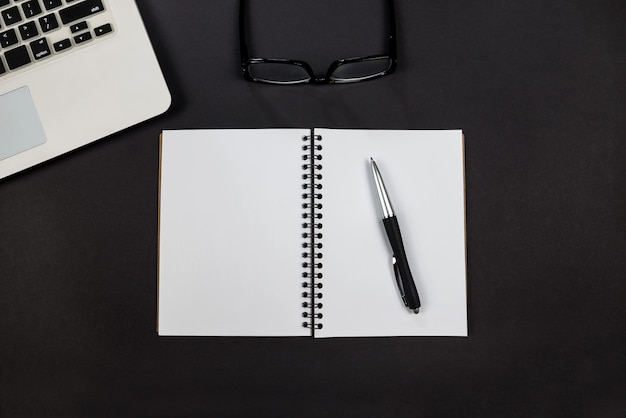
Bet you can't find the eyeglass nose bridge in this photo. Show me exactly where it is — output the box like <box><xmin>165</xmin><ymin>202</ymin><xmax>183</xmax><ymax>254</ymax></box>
<box><xmin>292</xmin><ymin>60</ymin><xmax>327</xmax><ymax>84</ymax></box>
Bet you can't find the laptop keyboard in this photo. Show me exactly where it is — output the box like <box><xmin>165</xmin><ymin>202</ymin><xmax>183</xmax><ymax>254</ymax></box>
<box><xmin>0</xmin><ymin>0</ymin><xmax>114</xmax><ymax>77</ymax></box>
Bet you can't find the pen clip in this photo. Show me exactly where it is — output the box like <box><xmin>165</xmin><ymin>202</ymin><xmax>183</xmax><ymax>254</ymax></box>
<box><xmin>392</xmin><ymin>256</ymin><xmax>408</xmax><ymax>307</ymax></box>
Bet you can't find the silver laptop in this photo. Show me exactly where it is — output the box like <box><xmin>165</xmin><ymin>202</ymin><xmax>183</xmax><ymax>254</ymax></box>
<box><xmin>0</xmin><ymin>0</ymin><xmax>170</xmax><ymax>179</ymax></box>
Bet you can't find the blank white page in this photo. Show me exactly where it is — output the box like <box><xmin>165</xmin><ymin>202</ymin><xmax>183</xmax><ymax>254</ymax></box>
<box><xmin>315</xmin><ymin>129</ymin><xmax>467</xmax><ymax>337</ymax></box>
<box><xmin>158</xmin><ymin>129</ymin><xmax>310</xmax><ymax>336</ymax></box>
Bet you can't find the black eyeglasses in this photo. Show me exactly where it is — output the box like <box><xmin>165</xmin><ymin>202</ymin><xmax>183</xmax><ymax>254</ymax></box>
<box><xmin>239</xmin><ymin>0</ymin><xmax>397</xmax><ymax>84</ymax></box>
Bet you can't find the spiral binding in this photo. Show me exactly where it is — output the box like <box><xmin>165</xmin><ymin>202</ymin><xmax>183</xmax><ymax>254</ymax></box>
<box><xmin>301</xmin><ymin>134</ymin><xmax>323</xmax><ymax>332</ymax></box>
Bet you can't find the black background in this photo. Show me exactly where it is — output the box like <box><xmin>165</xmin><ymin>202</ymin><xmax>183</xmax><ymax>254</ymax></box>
<box><xmin>1</xmin><ymin>0</ymin><xmax>625</xmax><ymax>416</ymax></box>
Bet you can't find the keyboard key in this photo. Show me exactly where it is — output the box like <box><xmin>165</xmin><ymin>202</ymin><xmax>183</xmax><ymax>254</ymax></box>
<box><xmin>70</xmin><ymin>21</ymin><xmax>87</xmax><ymax>33</ymax></box>
<box><xmin>21</xmin><ymin>0</ymin><xmax>43</xmax><ymax>18</ymax></box>
<box><xmin>42</xmin><ymin>0</ymin><xmax>63</xmax><ymax>11</ymax></box>
<box><xmin>59</xmin><ymin>0</ymin><xmax>104</xmax><ymax>25</ymax></box>
<box><xmin>38</xmin><ymin>13</ymin><xmax>59</xmax><ymax>32</ymax></box>
<box><xmin>52</xmin><ymin>37</ymin><xmax>71</xmax><ymax>52</ymax></box>
<box><xmin>0</xmin><ymin>28</ymin><xmax>18</xmax><ymax>48</ymax></box>
<box><xmin>0</xmin><ymin>58</ymin><xmax>6</xmax><ymax>75</ymax></box>
<box><xmin>18</xmin><ymin>21</ymin><xmax>38</xmax><ymax>40</ymax></box>
<box><xmin>0</xmin><ymin>0</ymin><xmax>10</xmax><ymax>8</ymax></box>
<box><xmin>30</xmin><ymin>37</ymin><xmax>51</xmax><ymax>60</ymax></box>
<box><xmin>73</xmin><ymin>31</ymin><xmax>91</xmax><ymax>44</ymax></box>
<box><xmin>5</xmin><ymin>45</ymin><xmax>31</xmax><ymax>70</ymax></box>
<box><xmin>94</xmin><ymin>23</ymin><xmax>112</xmax><ymax>37</ymax></box>
<box><xmin>2</xmin><ymin>6</ymin><xmax>23</xmax><ymax>26</ymax></box>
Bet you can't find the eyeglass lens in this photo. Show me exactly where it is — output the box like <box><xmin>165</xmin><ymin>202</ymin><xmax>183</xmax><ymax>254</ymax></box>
<box><xmin>329</xmin><ymin>58</ymin><xmax>394</xmax><ymax>82</ymax></box>
<box><xmin>248</xmin><ymin>62</ymin><xmax>312</xmax><ymax>84</ymax></box>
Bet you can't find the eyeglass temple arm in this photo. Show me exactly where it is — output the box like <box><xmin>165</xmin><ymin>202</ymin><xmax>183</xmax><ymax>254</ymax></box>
<box><xmin>387</xmin><ymin>0</ymin><xmax>398</xmax><ymax>62</ymax></box>
<box><xmin>239</xmin><ymin>0</ymin><xmax>250</xmax><ymax>64</ymax></box>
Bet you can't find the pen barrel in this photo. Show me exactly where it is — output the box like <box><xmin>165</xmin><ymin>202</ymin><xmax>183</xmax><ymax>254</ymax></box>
<box><xmin>383</xmin><ymin>216</ymin><xmax>421</xmax><ymax>311</ymax></box>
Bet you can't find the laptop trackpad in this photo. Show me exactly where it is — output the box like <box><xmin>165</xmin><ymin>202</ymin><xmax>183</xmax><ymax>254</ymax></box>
<box><xmin>0</xmin><ymin>86</ymin><xmax>47</xmax><ymax>161</ymax></box>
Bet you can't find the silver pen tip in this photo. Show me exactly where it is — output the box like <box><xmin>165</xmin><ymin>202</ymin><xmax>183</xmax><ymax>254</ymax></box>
<box><xmin>370</xmin><ymin>158</ymin><xmax>394</xmax><ymax>218</ymax></box>
<box><xmin>412</xmin><ymin>308</ymin><xmax>420</xmax><ymax>314</ymax></box>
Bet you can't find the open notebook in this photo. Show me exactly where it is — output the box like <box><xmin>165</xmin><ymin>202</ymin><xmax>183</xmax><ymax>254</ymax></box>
<box><xmin>158</xmin><ymin>129</ymin><xmax>467</xmax><ymax>337</ymax></box>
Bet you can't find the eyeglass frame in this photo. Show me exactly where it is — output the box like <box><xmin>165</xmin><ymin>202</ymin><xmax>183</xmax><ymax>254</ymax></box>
<box><xmin>239</xmin><ymin>0</ymin><xmax>398</xmax><ymax>84</ymax></box>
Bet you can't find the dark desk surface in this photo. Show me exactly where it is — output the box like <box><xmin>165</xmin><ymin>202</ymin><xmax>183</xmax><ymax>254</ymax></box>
<box><xmin>1</xmin><ymin>1</ymin><xmax>625</xmax><ymax>416</ymax></box>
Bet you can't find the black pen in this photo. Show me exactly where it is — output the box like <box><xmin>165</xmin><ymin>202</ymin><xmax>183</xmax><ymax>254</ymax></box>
<box><xmin>370</xmin><ymin>158</ymin><xmax>421</xmax><ymax>314</ymax></box>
